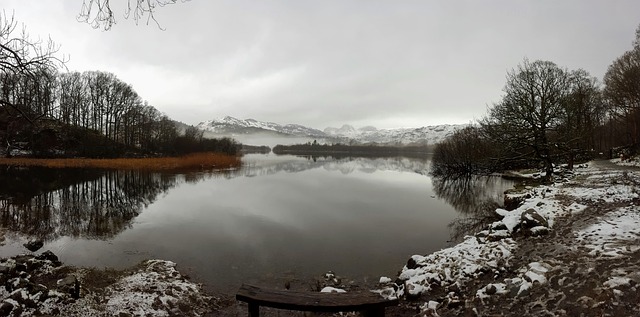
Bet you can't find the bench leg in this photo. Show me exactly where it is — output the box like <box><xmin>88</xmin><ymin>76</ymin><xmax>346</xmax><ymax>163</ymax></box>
<box><xmin>248</xmin><ymin>303</ymin><xmax>260</xmax><ymax>317</ymax></box>
<box><xmin>361</xmin><ymin>308</ymin><xmax>385</xmax><ymax>317</ymax></box>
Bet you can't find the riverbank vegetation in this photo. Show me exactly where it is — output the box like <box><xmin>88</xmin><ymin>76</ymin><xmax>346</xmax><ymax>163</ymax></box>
<box><xmin>0</xmin><ymin>152</ymin><xmax>241</xmax><ymax>171</ymax></box>
<box><xmin>433</xmin><ymin>24</ymin><xmax>640</xmax><ymax>180</ymax></box>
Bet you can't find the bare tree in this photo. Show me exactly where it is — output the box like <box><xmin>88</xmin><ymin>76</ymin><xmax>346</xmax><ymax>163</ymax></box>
<box><xmin>1</xmin><ymin>11</ymin><xmax>66</xmax><ymax>122</ymax></box>
<box><xmin>78</xmin><ymin>0</ymin><xmax>188</xmax><ymax>30</ymax></box>
<box><xmin>603</xmin><ymin>33</ymin><xmax>640</xmax><ymax>147</ymax></box>
<box><xmin>482</xmin><ymin>59</ymin><xmax>571</xmax><ymax>180</ymax></box>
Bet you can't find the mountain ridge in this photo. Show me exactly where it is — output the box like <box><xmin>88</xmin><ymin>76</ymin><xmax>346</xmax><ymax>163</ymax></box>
<box><xmin>196</xmin><ymin>116</ymin><xmax>467</xmax><ymax>145</ymax></box>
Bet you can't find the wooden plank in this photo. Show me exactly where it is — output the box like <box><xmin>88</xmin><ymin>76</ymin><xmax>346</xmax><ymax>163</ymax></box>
<box><xmin>236</xmin><ymin>284</ymin><xmax>398</xmax><ymax>313</ymax></box>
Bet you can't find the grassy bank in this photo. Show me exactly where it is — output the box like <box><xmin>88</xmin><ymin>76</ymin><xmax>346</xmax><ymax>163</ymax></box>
<box><xmin>0</xmin><ymin>152</ymin><xmax>241</xmax><ymax>171</ymax></box>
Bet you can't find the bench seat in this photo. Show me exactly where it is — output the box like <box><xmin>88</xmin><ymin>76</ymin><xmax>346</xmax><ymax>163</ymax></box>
<box><xmin>236</xmin><ymin>284</ymin><xmax>398</xmax><ymax>317</ymax></box>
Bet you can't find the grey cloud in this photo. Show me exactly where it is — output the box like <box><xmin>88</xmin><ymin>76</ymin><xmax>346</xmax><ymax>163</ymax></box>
<box><xmin>4</xmin><ymin>0</ymin><xmax>640</xmax><ymax>129</ymax></box>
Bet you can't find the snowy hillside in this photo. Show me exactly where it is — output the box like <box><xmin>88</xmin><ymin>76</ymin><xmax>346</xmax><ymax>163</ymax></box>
<box><xmin>323</xmin><ymin>124</ymin><xmax>467</xmax><ymax>145</ymax></box>
<box><xmin>196</xmin><ymin>116</ymin><xmax>467</xmax><ymax>145</ymax></box>
<box><xmin>197</xmin><ymin>116</ymin><xmax>326</xmax><ymax>137</ymax></box>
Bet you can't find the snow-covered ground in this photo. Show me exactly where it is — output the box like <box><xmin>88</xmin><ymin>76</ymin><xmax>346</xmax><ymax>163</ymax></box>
<box><xmin>374</xmin><ymin>160</ymin><xmax>640</xmax><ymax>316</ymax></box>
<box><xmin>0</xmin><ymin>254</ymin><xmax>212</xmax><ymax>316</ymax></box>
<box><xmin>611</xmin><ymin>156</ymin><xmax>640</xmax><ymax>168</ymax></box>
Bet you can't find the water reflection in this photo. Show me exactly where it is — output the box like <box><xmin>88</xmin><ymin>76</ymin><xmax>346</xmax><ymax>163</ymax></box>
<box><xmin>240</xmin><ymin>154</ymin><xmax>431</xmax><ymax>177</ymax></box>
<box><xmin>0</xmin><ymin>167</ymin><xmax>202</xmax><ymax>241</ymax></box>
<box><xmin>0</xmin><ymin>155</ymin><xmax>514</xmax><ymax>293</ymax></box>
<box><xmin>432</xmin><ymin>176</ymin><xmax>514</xmax><ymax>242</ymax></box>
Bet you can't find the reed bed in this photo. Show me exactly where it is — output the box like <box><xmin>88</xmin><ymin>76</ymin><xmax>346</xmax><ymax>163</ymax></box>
<box><xmin>0</xmin><ymin>152</ymin><xmax>242</xmax><ymax>171</ymax></box>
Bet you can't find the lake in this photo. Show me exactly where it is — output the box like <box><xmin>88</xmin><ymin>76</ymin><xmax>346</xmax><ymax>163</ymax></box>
<box><xmin>0</xmin><ymin>154</ymin><xmax>514</xmax><ymax>294</ymax></box>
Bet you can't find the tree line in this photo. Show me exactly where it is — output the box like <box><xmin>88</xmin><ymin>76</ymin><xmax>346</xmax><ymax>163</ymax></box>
<box><xmin>433</xmin><ymin>24</ymin><xmax>640</xmax><ymax>180</ymax></box>
<box><xmin>0</xmin><ymin>13</ymin><xmax>238</xmax><ymax>158</ymax></box>
<box><xmin>273</xmin><ymin>141</ymin><xmax>431</xmax><ymax>158</ymax></box>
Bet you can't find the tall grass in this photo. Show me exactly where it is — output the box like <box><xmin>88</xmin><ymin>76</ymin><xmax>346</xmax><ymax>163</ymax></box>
<box><xmin>0</xmin><ymin>152</ymin><xmax>241</xmax><ymax>171</ymax></box>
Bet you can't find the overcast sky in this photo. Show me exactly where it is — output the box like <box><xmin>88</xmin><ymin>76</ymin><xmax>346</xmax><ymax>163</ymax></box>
<box><xmin>4</xmin><ymin>1</ymin><xmax>640</xmax><ymax>129</ymax></box>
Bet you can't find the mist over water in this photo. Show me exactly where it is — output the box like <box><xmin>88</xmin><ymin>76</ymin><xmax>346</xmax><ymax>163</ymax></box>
<box><xmin>0</xmin><ymin>154</ymin><xmax>514</xmax><ymax>293</ymax></box>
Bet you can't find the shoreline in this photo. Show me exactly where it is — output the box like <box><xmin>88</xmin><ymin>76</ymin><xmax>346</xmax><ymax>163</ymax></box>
<box><xmin>1</xmin><ymin>159</ymin><xmax>639</xmax><ymax>316</ymax></box>
<box><xmin>375</xmin><ymin>159</ymin><xmax>640</xmax><ymax>316</ymax></box>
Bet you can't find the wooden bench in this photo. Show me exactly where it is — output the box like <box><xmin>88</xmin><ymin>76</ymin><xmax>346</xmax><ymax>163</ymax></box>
<box><xmin>236</xmin><ymin>284</ymin><xmax>398</xmax><ymax>317</ymax></box>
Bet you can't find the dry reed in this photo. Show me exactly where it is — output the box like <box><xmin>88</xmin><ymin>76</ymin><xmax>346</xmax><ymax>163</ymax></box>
<box><xmin>0</xmin><ymin>152</ymin><xmax>242</xmax><ymax>171</ymax></box>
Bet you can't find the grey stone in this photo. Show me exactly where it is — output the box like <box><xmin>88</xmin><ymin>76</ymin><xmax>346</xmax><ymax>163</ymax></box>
<box><xmin>520</xmin><ymin>209</ymin><xmax>549</xmax><ymax>229</ymax></box>
<box><xmin>485</xmin><ymin>284</ymin><xmax>497</xmax><ymax>295</ymax></box>
<box><xmin>24</xmin><ymin>240</ymin><xmax>44</xmax><ymax>252</ymax></box>
<box><xmin>0</xmin><ymin>302</ymin><xmax>13</xmax><ymax>316</ymax></box>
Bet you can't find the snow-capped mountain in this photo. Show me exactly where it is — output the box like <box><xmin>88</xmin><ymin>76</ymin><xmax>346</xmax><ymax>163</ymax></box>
<box><xmin>323</xmin><ymin>124</ymin><xmax>467</xmax><ymax>145</ymax></box>
<box><xmin>197</xmin><ymin>116</ymin><xmax>326</xmax><ymax>137</ymax></box>
<box><xmin>196</xmin><ymin>116</ymin><xmax>467</xmax><ymax>145</ymax></box>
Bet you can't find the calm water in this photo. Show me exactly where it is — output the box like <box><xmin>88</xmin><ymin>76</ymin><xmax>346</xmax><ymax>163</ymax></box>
<box><xmin>0</xmin><ymin>154</ymin><xmax>514</xmax><ymax>293</ymax></box>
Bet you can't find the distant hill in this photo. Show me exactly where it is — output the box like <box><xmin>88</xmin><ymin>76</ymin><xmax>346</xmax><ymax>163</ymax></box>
<box><xmin>196</xmin><ymin>116</ymin><xmax>467</xmax><ymax>145</ymax></box>
<box><xmin>196</xmin><ymin>116</ymin><xmax>326</xmax><ymax>137</ymax></box>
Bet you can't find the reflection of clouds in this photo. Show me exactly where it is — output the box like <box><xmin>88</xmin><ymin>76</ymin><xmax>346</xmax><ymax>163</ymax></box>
<box><xmin>238</xmin><ymin>155</ymin><xmax>430</xmax><ymax>178</ymax></box>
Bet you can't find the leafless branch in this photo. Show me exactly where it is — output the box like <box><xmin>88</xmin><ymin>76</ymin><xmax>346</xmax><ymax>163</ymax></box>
<box><xmin>0</xmin><ymin>11</ymin><xmax>67</xmax><ymax>77</ymax></box>
<box><xmin>78</xmin><ymin>0</ymin><xmax>189</xmax><ymax>30</ymax></box>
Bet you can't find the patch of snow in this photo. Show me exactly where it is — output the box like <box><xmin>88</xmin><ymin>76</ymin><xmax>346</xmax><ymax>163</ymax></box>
<box><xmin>611</xmin><ymin>157</ymin><xmax>640</xmax><ymax>168</ymax></box>
<box><xmin>389</xmin><ymin>236</ymin><xmax>516</xmax><ymax>299</ymax></box>
<box><xmin>603</xmin><ymin>276</ymin><xmax>632</xmax><ymax>289</ymax></box>
<box><xmin>320</xmin><ymin>287</ymin><xmax>346</xmax><ymax>293</ymax></box>
<box><xmin>379</xmin><ymin>276</ymin><xmax>392</xmax><ymax>284</ymax></box>
<box><xmin>574</xmin><ymin>206</ymin><xmax>640</xmax><ymax>257</ymax></box>
<box><xmin>562</xmin><ymin>185</ymin><xmax>638</xmax><ymax>203</ymax></box>
<box><xmin>58</xmin><ymin>260</ymin><xmax>211</xmax><ymax>316</ymax></box>
<box><xmin>492</xmin><ymin>186</ymin><xmax>563</xmax><ymax>233</ymax></box>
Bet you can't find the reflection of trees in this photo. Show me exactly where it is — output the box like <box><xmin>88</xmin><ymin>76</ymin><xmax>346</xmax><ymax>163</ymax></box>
<box><xmin>0</xmin><ymin>168</ymin><xmax>188</xmax><ymax>241</ymax></box>
<box><xmin>432</xmin><ymin>176</ymin><xmax>513</xmax><ymax>242</ymax></box>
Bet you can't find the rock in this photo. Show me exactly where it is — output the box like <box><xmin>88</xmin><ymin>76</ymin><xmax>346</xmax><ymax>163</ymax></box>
<box><xmin>36</xmin><ymin>250</ymin><xmax>61</xmax><ymax>266</ymax></box>
<box><xmin>520</xmin><ymin>209</ymin><xmax>549</xmax><ymax>229</ymax></box>
<box><xmin>529</xmin><ymin>226</ymin><xmax>550</xmax><ymax>236</ymax></box>
<box><xmin>57</xmin><ymin>275</ymin><xmax>80</xmax><ymax>299</ymax></box>
<box><xmin>0</xmin><ymin>302</ymin><xmax>13</xmax><ymax>316</ymax></box>
<box><xmin>14</xmin><ymin>263</ymin><xmax>27</xmax><ymax>273</ymax></box>
<box><xmin>23</xmin><ymin>240</ymin><xmax>44</xmax><ymax>252</ymax></box>
<box><xmin>406</xmin><ymin>257</ymin><xmax>418</xmax><ymax>270</ymax></box>
<box><xmin>490</xmin><ymin>222</ymin><xmax>508</xmax><ymax>230</ymax></box>
<box><xmin>0</xmin><ymin>265</ymin><xmax>10</xmax><ymax>275</ymax></box>
<box><xmin>504</xmin><ymin>195</ymin><xmax>526</xmax><ymax>211</ymax></box>
<box><xmin>485</xmin><ymin>284</ymin><xmax>497</xmax><ymax>295</ymax></box>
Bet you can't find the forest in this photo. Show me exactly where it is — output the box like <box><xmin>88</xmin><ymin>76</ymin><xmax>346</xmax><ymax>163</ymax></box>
<box><xmin>0</xmin><ymin>12</ymin><xmax>239</xmax><ymax>159</ymax></box>
<box><xmin>432</xmin><ymin>24</ymin><xmax>640</xmax><ymax>180</ymax></box>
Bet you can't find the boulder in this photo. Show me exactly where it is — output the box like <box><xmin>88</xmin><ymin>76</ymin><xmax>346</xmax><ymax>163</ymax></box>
<box><xmin>0</xmin><ymin>301</ymin><xmax>13</xmax><ymax>316</ymax></box>
<box><xmin>406</xmin><ymin>257</ymin><xmax>418</xmax><ymax>270</ymax></box>
<box><xmin>23</xmin><ymin>240</ymin><xmax>44</xmax><ymax>252</ymax></box>
<box><xmin>36</xmin><ymin>251</ymin><xmax>61</xmax><ymax>266</ymax></box>
<box><xmin>520</xmin><ymin>209</ymin><xmax>549</xmax><ymax>229</ymax></box>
